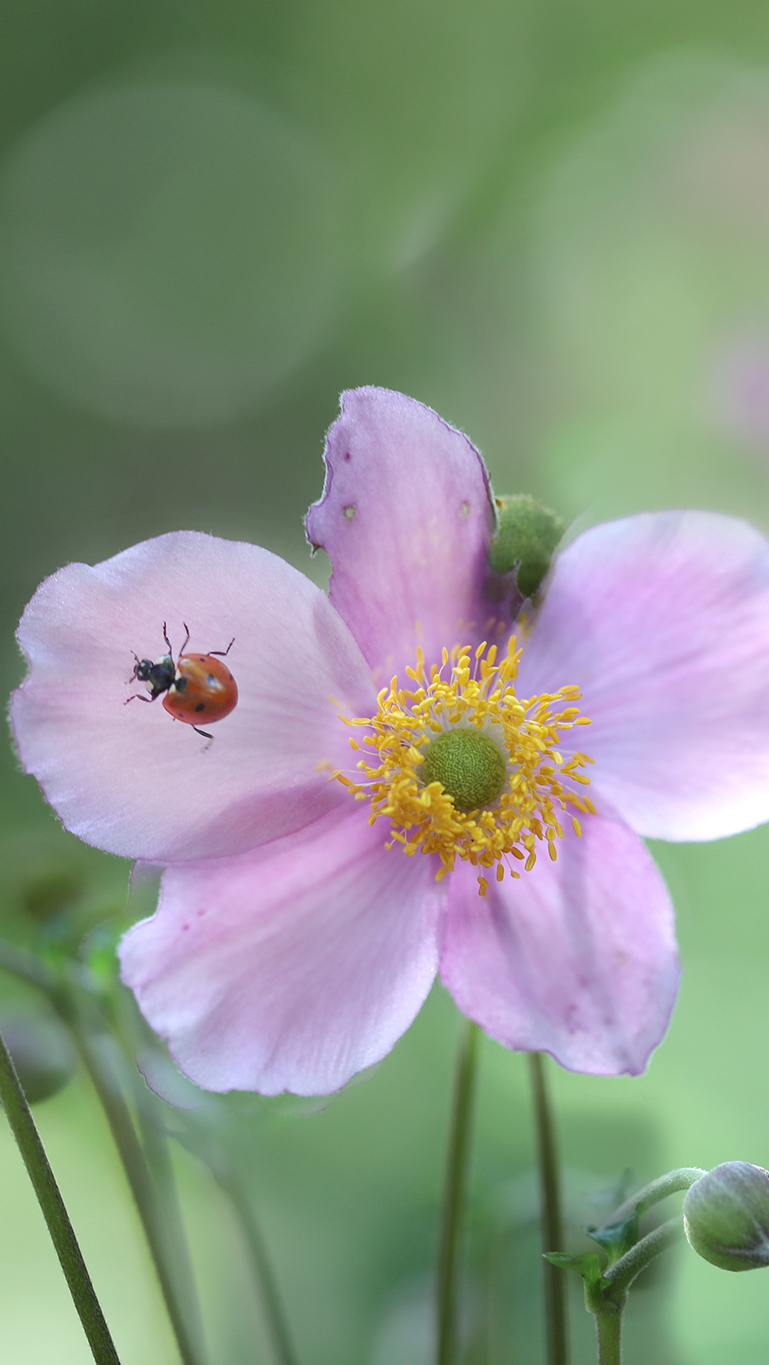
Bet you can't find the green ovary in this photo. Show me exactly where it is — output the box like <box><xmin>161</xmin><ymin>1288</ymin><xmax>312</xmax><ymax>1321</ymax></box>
<box><xmin>418</xmin><ymin>727</ymin><xmax>507</xmax><ymax>813</ymax></box>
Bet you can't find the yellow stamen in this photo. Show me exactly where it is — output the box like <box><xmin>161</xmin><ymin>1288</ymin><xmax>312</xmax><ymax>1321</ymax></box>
<box><xmin>334</xmin><ymin>636</ymin><xmax>593</xmax><ymax>894</ymax></box>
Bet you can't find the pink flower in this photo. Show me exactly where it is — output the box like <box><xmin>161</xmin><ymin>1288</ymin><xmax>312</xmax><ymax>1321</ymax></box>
<box><xmin>11</xmin><ymin>388</ymin><xmax>769</xmax><ymax>1094</ymax></box>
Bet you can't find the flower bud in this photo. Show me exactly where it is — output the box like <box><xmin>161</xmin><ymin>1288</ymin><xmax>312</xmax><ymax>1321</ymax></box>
<box><xmin>487</xmin><ymin>494</ymin><xmax>565</xmax><ymax>601</ymax></box>
<box><xmin>0</xmin><ymin>1014</ymin><xmax>76</xmax><ymax>1105</ymax></box>
<box><xmin>683</xmin><ymin>1163</ymin><xmax>769</xmax><ymax>1270</ymax></box>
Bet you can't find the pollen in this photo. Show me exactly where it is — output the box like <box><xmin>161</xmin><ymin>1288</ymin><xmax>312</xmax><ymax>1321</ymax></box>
<box><xmin>333</xmin><ymin>636</ymin><xmax>594</xmax><ymax>894</ymax></box>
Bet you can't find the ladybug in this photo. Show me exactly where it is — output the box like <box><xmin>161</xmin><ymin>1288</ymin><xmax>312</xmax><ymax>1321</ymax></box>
<box><xmin>126</xmin><ymin>623</ymin><xmax>238</xmax><ymax>739</ymax></box>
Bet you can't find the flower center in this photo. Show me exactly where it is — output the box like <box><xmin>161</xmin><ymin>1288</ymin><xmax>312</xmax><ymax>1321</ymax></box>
<box><xmin>418</xmin><ymin>728</ymin><xmax>507</xmax><ymax>813</ymax></box>
<box><xmin>334</xmin><ymin>637</ymin><xmax>594</xmax><ymax>895</ymax></box>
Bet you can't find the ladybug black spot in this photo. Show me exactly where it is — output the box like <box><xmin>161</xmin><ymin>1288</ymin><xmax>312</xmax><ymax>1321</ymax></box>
<box><xmin>195</xmin><ymin>703</ymin><xmax>206</xmax><ymax>713</ymax></box>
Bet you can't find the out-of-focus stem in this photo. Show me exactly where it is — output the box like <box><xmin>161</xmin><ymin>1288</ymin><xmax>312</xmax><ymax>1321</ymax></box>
<box><xmin>528</xmin><ymin>1052</ymin><xmax>569</xmax><ymax>1365</ymax></box>
<box><xmin>436</xmin><ymin>1018</ymin><xmax>480</xmax><ymax>1365</ymax></box>
<box><xmin>0</xmin><ymin>938</ymin><xmax>206</xmax><ymax>1365</ymax></box>
<box><xmin>70</xmin><ymin>1023</ymin><xmax>207</xmax><ymax>1365</ymax></box>
<box><xmin>215</xmin><ymin>1164</ymin><xmax>299</xmax><ymax>1365</ymax></box>
<box><xmin>132</xmin><ymin>1087</ymin><xmax>207</xmax><ymax>1352</ymax></box>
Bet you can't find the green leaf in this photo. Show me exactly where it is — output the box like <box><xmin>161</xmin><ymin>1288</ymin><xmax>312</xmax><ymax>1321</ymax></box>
<box><xmin>544</xmin><ymin>1250</ymin><xmax>605</xmax><ymax>1292</ymax></box>
<box><xmin>587</xmin><ymin>1211</ymin><xmax>641</xmax><ymax>1266</ymax></box>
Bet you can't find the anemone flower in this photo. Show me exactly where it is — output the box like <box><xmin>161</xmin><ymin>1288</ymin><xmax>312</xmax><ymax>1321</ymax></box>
<box><xmin>11</xmin><ymin>388</ymin><xmax>769</xmax><ymax>1094</ymax></box>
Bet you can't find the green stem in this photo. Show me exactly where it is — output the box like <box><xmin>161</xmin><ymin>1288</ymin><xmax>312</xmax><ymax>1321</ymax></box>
<box><xmin>602</xmin><ymin>1217</ymin><xmax>682</xmax><ymax>1300</ymax></box>
<box><xmin>215</xmin><ymin>1166</ymin><xmax>299</xmax><ymax>1365</ymax></box>
<box><xmin>606</xmin><ymin>1169</ymin><xmax>705</xmax><ymax>1226</ymax></box>
<box><xmin>108</xmin><ymin>998</ymin><xmax>207</xmax><ymax>1357</ymax></box>
<box><xmin>132</xmin><ymin>1092</ymin><xmax>207</xmax><ymax>1353</ymax></box>
<box><xmin>528</xmin><ymin>1053</ymin><xmax>569</xmax><ymax>1365</ymax></box>
<box><xmin>0</xmin><ymin>939</ymin><xmax>207</xmax><ymax>1365</ymax></box>
<box><xmin>586</xmin><ymin>1216</ymin><xmax>682</xmax><ymax>1364</ymax></box>
<box><xmin>593</xmin><ymin>1305</ymin><xmax>622</xmax><ymax>1365</ymax></box>
<box><xmin>0</xmin><ymin>1025</ymin><xmax>121</xmax><ymax>1365</ymax></box>
<box><xmin>436</xmin><ymin>1018</ymin><xmax>480</xmax><ymax>1365</ymax></box>
<box><xmin>71</xmin><ymin>1024</ymin><xmax>207</xmax><ymax>1365</ymax></box>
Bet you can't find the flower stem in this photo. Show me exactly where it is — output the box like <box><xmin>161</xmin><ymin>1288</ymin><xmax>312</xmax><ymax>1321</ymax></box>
<box><xmin>0</xmin><ymin>1023</ymin><xmax>121</xmax><ymax>1365</ymax></box>
<box><xmin>0</xmin><ymin>941</ymin><xmax>206</xmax><ymax>1365</ymax></box>
<box><xmin>528</xmin><ymin>1052</ymin><xmax>569</xmax><ymax>1365</ymax></box>
<box><xmin>601</xmin><ymin>1216</ymin><xmax>682</xmax><ymax>1299</ymax></box>
<box><xmin>605</xmin><ymin>1169</ymin><xmax>705</xmax><ymax>1226</ymax></box>
<box><xmin>71</xmin><ymin>1023</ymin><xmax>207</xmax><ymax>1365</ymax></box>
<box><xmin>215</xmin><ymin>1165</ymin><xmax>299</xmax><ymax>1365</ymax></box>
<box><xmin>586</xmin><ymin>1215</ymin><xmax>682</xmax><ymax>1364</ymax></box>
<box><xmin>436</xmin><ymin>1017</ymin><xmax>480</xmax><ymax>1365</ymax></box>
<box><xmin>593</xmin><ymin>1305</ymin><xmax>622</xmax><ymax>1365</ymax></box>
<box><xmin>131</xmin><ymin>1089</ymin><xmax>208</xmax><ymax>1355</ymax></box>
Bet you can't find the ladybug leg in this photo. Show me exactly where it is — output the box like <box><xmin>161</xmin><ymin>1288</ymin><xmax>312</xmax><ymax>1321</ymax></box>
<box><xmin>209</xmin><ymin>637</ymin><xmax>235</xmax><ymax>657</ymax></box>
<box><xmin>162</xmin><ymin>622</ymin><xmax>173</xmax><ymax>656</ymax></box>
<box><xmin>179</xmin><ymin>622</ymin><xmax>191</xmax><ymax>656</ymax></box>
<box><xmin>124</xmin><ymin>693</ymin><xmax>157</xmax><ymax>706</ymax></box>
<box><xmin>192</xmin><ymin>725</ymin><xmax>214</xmax><ymax>740</ymax></box>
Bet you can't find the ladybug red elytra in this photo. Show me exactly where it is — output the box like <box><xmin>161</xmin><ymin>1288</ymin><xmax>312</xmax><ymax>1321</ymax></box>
<box><xmin>126</xmin><ymin>623</ymin><xmax>238</xmax><ymax>740</ymax></box>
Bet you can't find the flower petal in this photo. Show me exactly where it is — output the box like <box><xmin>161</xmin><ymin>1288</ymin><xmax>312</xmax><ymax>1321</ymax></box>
<box><xmin>516</xmin><ymin>511</ymin><xmax>769</xmax><ymax>841</ymax></box>
<box><xmin>12</xmin><ymin>531</ymin><xmax>374</xmax><ymax>861</ymax></box>
<box><xmin>305</xmin><ymin>387</ymin><xmax>495</xmax><ymax>680</ymax></box>
<box><xmin>440</xmin><ymin>815</ymin><xmax>679</xmax><ymax>1076</ymax></box>
<box><xmin>119</xmin><ymin>810</ymin><xmax>443</xmax><ymax>1094</ymax></box>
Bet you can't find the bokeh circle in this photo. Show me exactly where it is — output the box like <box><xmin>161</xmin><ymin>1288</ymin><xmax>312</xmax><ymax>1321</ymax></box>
<box><xmin>0</xmin><ymin>80</ymin><xmax>337</xmax><ymax>427</ymax></box>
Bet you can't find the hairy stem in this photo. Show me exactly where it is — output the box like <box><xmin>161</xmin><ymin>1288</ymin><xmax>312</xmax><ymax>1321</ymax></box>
<box><xmin>436</xmin><ymin>1018</ymin><xmax>480</xmax><ymax>1365</ymax></box>
<box><xmin>586</xmin><ymin>1216</ymin><xmax>682</xmax><ymax>1365</ymax></box>
<box><xmin>593</xmin><ymin>1304</ymin><xmax>622</xmax><ymax>1365</ymax></box>
<box><xmin>602</xmin><ymin>1217</ymin><xmax>682</xmax><ymax>1301</ymax></box>
<box><xmin>606</xmin><ymin>1169</ymin><xmax>705</xmax><ymax>1227</ymax></box>
<box><xmin>0</xmin><ymin>1024</ymin><xmax>121</xmax><ymax>1365</ymax></box>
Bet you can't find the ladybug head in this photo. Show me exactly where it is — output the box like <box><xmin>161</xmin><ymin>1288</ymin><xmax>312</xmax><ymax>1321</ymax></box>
<box><xmin>132</xmin><ymin>653</ymin><xmax>176</xmax><ymax>697</ymax></box>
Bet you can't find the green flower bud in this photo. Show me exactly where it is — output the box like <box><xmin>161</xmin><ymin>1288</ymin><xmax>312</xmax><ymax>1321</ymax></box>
<box><xmin>487</xmin><ymin>494</ymin><xmax>565</xmax><ymax>601</ymax></box>
<box><xmin>683</xmin><ymin>1163</ymin><xmax>769</xmax><ymax>1271</ymax></box>
<box><xmin>0</xmin><ymin>1014</ymin><xmax>76</xmax><ymax>1105</ymax></box>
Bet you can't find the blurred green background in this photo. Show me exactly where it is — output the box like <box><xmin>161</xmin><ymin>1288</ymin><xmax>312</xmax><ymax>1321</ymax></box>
<box><xmin>3</xmin><ymin>2</ymin><xmax>769</xmax><ymax>1362</ymax></box>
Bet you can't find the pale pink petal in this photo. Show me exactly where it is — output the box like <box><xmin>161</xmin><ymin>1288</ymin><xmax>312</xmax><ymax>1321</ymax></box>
<box><xmin>119</xmin><ymin>810</ymin><xmax>443</xmax><ymax>1095</ymax></box>
<box><xmin>440</xmin><ymin>815</ymin><xmax>679</xmax><ymax>1076</ymax></box>
<box><xmin>12</xmin><ymin>532</ymin><xmax>375</xmax><ymax>861</ymax></box>
<box><xmin>516</xmin><ymin>511</ymin><xmax>769</xmax><ymax>841</ymax></box>
<box><xmin>305</xmin><ymin>387</ymin><xmax>496</xmax><ymax>681</ymax></box>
